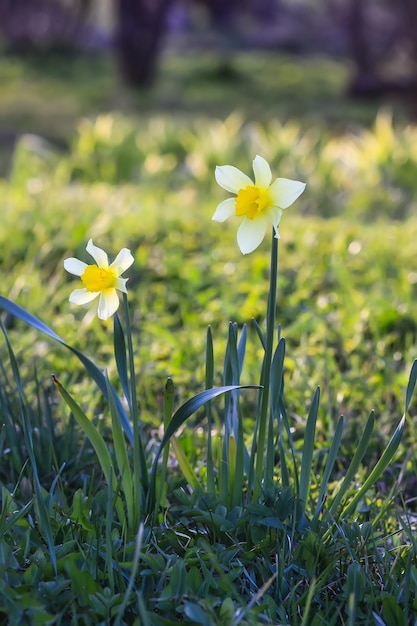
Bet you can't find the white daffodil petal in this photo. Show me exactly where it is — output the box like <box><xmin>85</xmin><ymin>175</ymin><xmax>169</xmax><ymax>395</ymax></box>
<box><xmin>268</xmin><ymin>207</ymin><xmax>283</xmax><ymax>229</ymax></box>
<box><xmin>215</xmin><ymin>165</ymin><xmax>253</xmax><ymax>194</ymax></box>
<box><xmin>269</xmin><ymin>178</ymin><xmax>306</xmax><ymax>209</ymax></box>
<box><xmin>69</xmin><ymin>288</ymin><xmax>99</xmax><ymax>305</ymax></box>
<box><xmin>253</xmin><ymin>155</ymin><xmax>272</xmax><ymax>188</ymax></box>
<box><xmin>212</xmin><ymin>198</ymin><xmax>236</xmax><ymax>222</ymax></box>
<box><xmin>64</xmin><ymin>258</ymin><xmax>87</xmax><ymax>276</ymax></box>
<box><xmin>111</xmin><ymin>248</ymin><xmax>134</xmax><ymax>274</ymax></box>
<box><xmin>115</xmin><ymin>277</ymin><xmax>128</xmax><ymax>293</ymax></box>
<box><xmin>98</xmin><ymin>289</ymin><xmax>120</xmax><ymax>320</ymax></box>
<box><xmin>86</xmin><ymin>239</ymin><xmax>109</xmax><ymax>268</ymax></box>
<box><xmin>237</xmin><ymin>216</ymin><xmax>268</xmax><ymax>255</ymax></box>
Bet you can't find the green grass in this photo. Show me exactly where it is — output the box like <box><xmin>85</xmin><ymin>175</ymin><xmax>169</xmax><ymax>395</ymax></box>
<box><xmin>1</xmin><ymin>50</ymin><xmax>417</xmax><ymax>624</ymax></box>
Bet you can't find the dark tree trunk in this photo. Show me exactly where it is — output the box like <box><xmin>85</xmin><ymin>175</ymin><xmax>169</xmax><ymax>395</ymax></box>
<box><xmin>115</xmin><ymin>0</ymin><xmax>174</xmax><ymax>87</ymax></box>
<box><xmin>345</xmin><ymin>0</ymin><xmax>417</xmax><ymax>99</ymax></box>
<box><xmin>206</xmin><ymin>0</ymin><xmax>240</xmax><ymax>27</ymax></box>
<box><xmin>347</xmin><ymin>0</ymin><xmax>374</xmax><ymax>78</ymax></box>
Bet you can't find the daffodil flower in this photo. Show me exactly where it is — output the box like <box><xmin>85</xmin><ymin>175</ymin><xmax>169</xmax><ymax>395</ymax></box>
<box><xmin>64</xmin><ymin>239</ymin><xmax>134</xmax><ymax>320</ymax></box>
<box><xmin>212</xmin><ymin>155</ymin><xmax>306</xmax><ymax>254</ymax></box>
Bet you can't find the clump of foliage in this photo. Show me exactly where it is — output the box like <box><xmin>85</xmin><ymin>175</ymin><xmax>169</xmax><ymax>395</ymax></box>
<box><xmin>1</xmin><ymin>108</ymin><xmax>417</xmax><ymax>625</ymax></box>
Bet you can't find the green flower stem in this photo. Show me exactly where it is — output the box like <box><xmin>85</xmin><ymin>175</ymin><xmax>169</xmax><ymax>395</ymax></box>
<box><xmin>123</xmin><ymin>293</ymin><xmax>146</xmax><ymax>527</ymax></box>
<box><xmin>253</xmin><ymin>229</ymin><xmax>278</xmax><ymax>499</ymax></box>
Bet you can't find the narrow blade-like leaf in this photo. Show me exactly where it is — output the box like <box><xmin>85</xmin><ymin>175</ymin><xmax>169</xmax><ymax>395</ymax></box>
<box><xmin>311</xmin><ymin>415</ymin><xmax>344</xmax><ymax>527</ymax></box>
<box><xmin>0</xmin><ymin>296</ymin><xmax>133</xmax><ymax>443</ymax></box>
<box><xmin>341</xmin><ymin>416</ymin><xmax>405</xmax><ymax>518</ymax></box>
<box><xmin>405</xmin><ymin>359</ymin><xmax>417</xmax><ymax>414</ymax></box>
<box><xmin>299</xmin><ymin>387</ymin><xmax>320</xmax><ymax>511</ymax></box>
<box><xmin>328</xmin><ymin>411</ymin><xmax>375</xmax><ymax>517</ymax></box>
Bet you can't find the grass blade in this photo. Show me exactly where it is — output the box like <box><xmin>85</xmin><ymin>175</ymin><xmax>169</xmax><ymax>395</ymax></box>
<box><xmin>341</xmin><ymin>415</ymin><xmax>405</xmax><ymax>518</ymax></box>
<box><xmin>311</xmin><ymin>415</ymin><xmax>344</xmax><ymax>527</ymax></box>
<box><xmin>327</xmin><ymin>411</ymin><xmax>375</xmax><ymax>517</ymax></box>
<box><xmin>1</xmin><ymin>321</ymin><xmax>57</xmax><ymax>574</ymax></box>
<box><xmin>299</xmin><ymin>387</ymin><xmax>320</xmax><ymax>512</ymax></box>
<box><xmin>105</xmin><ymin>373</ymin><xmax>134</xmax><ymax>529</ymax></box>
<box><xmin>155</xmin><ymin>377</ymin><xmax>175</xmax><ymax>514</ymax></box>
<box><xmin>405</xmin><ymin>359</ymin><xmax>417</xmax><ymax>414</ymax></box>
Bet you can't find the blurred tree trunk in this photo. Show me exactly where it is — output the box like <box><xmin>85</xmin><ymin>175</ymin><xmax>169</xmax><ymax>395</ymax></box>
<box><xmin>202</xmin><ymin>0</ymin><xmax>241</xmax><ymax>27</ymax></box>
<box><xmin>115</xmin><ymin>0</ymin><xmax>174</xmax><ymax>87</ymax></box>
<box><xmin>345</xmin><ymin>0</ymin><xmax>417</xmax><ymax>98</ymax></box>
<box><xmin>400</xmin><ymin>0</ymin><xmax>417</xmax><ymax>81</ymax></box>
<box><xmin>346</xmin><ymin>0</ymin><xmax>379</xmax><ymax>96</ymax></box>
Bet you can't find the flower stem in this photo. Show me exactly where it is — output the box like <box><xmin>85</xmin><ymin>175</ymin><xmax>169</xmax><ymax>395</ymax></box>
<box><xmin>123</xmin><ymin>292</ymin><xmax>146</xmax><ymax>527</ymax></box>
<box><xmin>253</xmin><ymin>229</ymin><xmax>278</xmax><ymax>499</ymax></box>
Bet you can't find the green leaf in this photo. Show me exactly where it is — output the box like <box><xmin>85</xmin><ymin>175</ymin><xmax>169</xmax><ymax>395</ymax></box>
<box><xmin>155</xmin><ymin>377</ymin><xmax>176</xmax><ymax>513</ymax></box>
<box><xmin>405</xmin><ymin>359</ymin><xmax>417</xmax><ymax>414</ymax></box>
<box><xmin>171</xmin><ymin>436</ymin><xmax>200</xmax><ymax>490</ymax></box>
<box><xmin>343</xmin><ymin>562</ymin><xmax>367</xmax><ymax>602</ymax></box>
<box><xmin>341</xmin><ymin>415</ymin><xmax>405</xmax><ymax>518</ymax></box>
<box><xmin>65</xmin><ymin>559</ymin><xmax>101</xmax><ymax>606</ymax></box>
<box><xmin>312</xmin><ymin>415</ymin><xmax>344</xmax><ymax>527</ymax></box>
<box><xmin>1</xmin><ymin>321</ymin><xmax>57</xmax><ymax>575</ymax></box>
<box><xmin>113</xmin><ymin>313</ymin><xmax>131</xmax><ymax>410</ymax></box>
<box><xmin>252</xmin><ymin>317</ymin><xmax>266</xmax><ymax>350</ymax></box>
<box><xmin>52</xmin><ymin>375</ymin><xmax>114</xmax><ymax>489</ymax></box>
<box><xmin>237</xmin><ymin>324</ymin><xmax>247</xmax><ymax>376</ymax></box>
<box><xmin>147</xmin><ymin>385</ymin><xmax>259</xmax><ymax>512</ymax></box>
<box><xmin>183</xmin><ymin>601</ymin><xmax>211</xmax><ymax>626</ymax></box>
<box><xmin>270</xmin><ymin>338</ymin><xmax>286</xmax><ymax>413</ymax></box>
<box><xmin>328</xmin><ymin>411</ymin><xmax>375</xmax><ymax>517</ymax></box>
<box><xmin>0</xmin><ymin>296</ymin><xmax>133</xmax><ymax>443</ymax></box>
<box><xmin>382</xmin><ymin>596</ymin><xmax>407</xmax><ymax>626</ymax></box>
<box><xmin>269</xmin><ymin>339</ymin><xmax>286</xmax><ymax>492</ymax></box>
<box><xmin>2</xmin><ymin>497</ymin><xmax>34</xmax><ymax>535</ymax></box>
<box><xmin>159</xmin><ymin>386</ymin><xmax>258</xmax><ymax>459</ymax></box>
<box><xmin>106</xmin><ymin>373</ymin><xmax>134</xmax><ymax>529</ymax></box>
<box><xmin>299</xmin><ymin>387</ymin><xmax>320</xmax><ymax>511</ymax></box>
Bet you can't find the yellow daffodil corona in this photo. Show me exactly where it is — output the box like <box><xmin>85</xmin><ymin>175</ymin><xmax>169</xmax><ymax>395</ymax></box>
<box><xmin>212</xmin><ymin>155</ymin><xmax>306</xmax><ymax>254</ymax></box>
<box><xmin>64</xmin><ymin>239</ymin><xmax>134</xmax><ymax>320</ymax></box>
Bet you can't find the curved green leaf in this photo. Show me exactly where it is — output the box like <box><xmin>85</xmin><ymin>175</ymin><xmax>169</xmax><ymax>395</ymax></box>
<box><xmin>52</xmin><ymin>375</ymin><xmax>114</xmax><ymax>488</ymax></box>
<box><xmin>341</xmin><ymin>415</ymin><xmax>405</xmax><ymax>518</ymax></box>
<box><xmin>147</xmin><ymin>384</ymin><xmax>260</xmax><ymax>513</ymax></box>
<box><xmin>405</xmin><ymin>359</ymin><xmax>417</xmax><ymax>414</ymax></box>
<box><xmin>328</xmin><ymin>411</ymin><xmax>375</xmax><ymax>517</ymax></box>
<box><xmin>299</xmin><ymin>387</ymin><xmax>320</xmax><ymax>511</ymax></box>
<box><xmin>311</xmin><ymin>415</ymin><xmax>344</xmax><ymax>527</ymax></box>
<box><xmin>160</xmin><ymin>385</ymin><xmax>259</xmax><ymax>455</ymax></box>
<box><xmin>0</xmin><ymin>296</ymin><xmax>133</xmax><ymax>443</ymax></box>
<box><xmin>113</xmin><ymin>313</ymin><xmax>131</xmax><ymax>411</ymax></box>
<box><xmin>271</xmin><ymin>338</ymin><xmax>286</xmax><ymax>413</ymax></box>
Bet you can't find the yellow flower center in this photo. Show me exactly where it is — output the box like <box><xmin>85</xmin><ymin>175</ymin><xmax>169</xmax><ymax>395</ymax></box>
<box><xmin>235</xmin><ymin>185</ymin><xmax>272</xmax><ymax>220</ymax></box>
<box><xmin>81</xmin><ymin>265</ymin><xmax>117</xmax><ymax>292</ymax></box>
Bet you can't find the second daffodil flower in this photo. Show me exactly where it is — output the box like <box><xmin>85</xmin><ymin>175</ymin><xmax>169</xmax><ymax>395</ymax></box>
<box><xmin>64</xmin><ymin>239</ymin><xmax>134</xmax><ymax>320</ymax></box>
<box><xmin>212</xmin><ymin>155</ymin><xmax>306</xmax><ymax>254</ymax></box>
